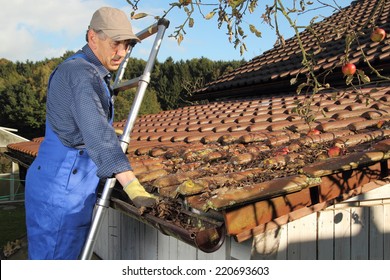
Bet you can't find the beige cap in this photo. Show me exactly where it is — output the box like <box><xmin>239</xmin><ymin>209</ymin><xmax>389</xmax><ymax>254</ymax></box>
<box><xmin>89</xmin><ymin>7</ymin><xmax>140</xmax><ymax>42</ymax></box>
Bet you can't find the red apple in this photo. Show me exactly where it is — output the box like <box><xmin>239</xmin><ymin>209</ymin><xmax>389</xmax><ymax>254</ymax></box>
<box><xmin>327</xmin><ymin>146</ymin><xmax>341</xmax><ymax>158</ymax></box>
<box><xmin>371</xmin><ymin>27</ymin><xmax>386</xmax><ymax>42</ymax></box>
<box><xmin>377</xmin><ymin>120</ymin><xmax>385</xmax><ymax>128</ymax></box>
<box><xmin>275</xmin><ymin>147</ymin><xmax>289</xmax><ymax>156</ymax></box>
<box><xmin>307</xmin><ymin>129</ymin><xmax>321</xmax><ymax>136</ymax></box>
<box><xmin>179</xmin><ymin>0</ymin><xmax>191</xmax><ymax>5</ymax></box>
<box><xmin>342</xmin><ymin>63</ymin><xmax>356</xmax><ymax>76</ymax></box>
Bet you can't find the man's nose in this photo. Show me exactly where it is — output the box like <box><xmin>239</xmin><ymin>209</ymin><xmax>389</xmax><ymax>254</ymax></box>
<box><xmin>116</xmin><ymin>46</ymin><xmax>127</xmax><ymax>57</ymax></box>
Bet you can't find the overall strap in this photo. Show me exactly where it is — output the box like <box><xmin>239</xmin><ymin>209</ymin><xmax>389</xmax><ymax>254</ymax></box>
<box><xmin>48</xmin><ymin>52</ymin><xmax>89</xmax><ymax>87</ymax></box>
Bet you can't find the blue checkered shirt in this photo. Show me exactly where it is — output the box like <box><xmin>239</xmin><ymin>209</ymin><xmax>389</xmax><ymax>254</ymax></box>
<box><xmin>46</xmin><ymin>45</ymin><xmax>132</xmax><ymax>178</ymax></box>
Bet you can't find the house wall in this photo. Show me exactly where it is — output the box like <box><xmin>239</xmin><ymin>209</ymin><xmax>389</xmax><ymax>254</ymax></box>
<box><xmin>0</xmin><ymin>128</ymin><xmax>28</xmax><ymax>148</ymax></box>
<box><xmin>94</xmin><ymin>185</ymin><xmax>390</xmax><ymax>260</ymax></box>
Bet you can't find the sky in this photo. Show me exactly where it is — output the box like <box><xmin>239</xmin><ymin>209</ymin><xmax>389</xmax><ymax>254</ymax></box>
<box><xmin>1</xmin><ymin>0</ymin><xmax>352</xmax><ymax>63</ymax></box>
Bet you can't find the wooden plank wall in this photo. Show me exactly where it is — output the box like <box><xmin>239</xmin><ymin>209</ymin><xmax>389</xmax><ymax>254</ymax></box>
<box><xmin>94</xmin><ymin>208</ymin><xmax>231</xmax><ymax>260</ymax></box>
<box><xmin>252</xmin><ymin>185</ymin><xmax>390</xmax><ymax>260</ymax></box>
<box><xmin>95</xmin><ymin>185</ymin><xmax>390</xmax><ymax>260</ymax></box>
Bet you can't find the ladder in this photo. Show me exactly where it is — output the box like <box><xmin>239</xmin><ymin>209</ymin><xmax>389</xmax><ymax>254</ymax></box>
<box><xmin>80</xmin><ymin>18</ymin><xmax>170</xmax><ymax>260</ymax></box>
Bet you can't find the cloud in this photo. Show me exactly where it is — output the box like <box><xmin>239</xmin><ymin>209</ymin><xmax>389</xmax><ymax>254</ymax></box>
<box><xmin>0</xmin><ymin>0</ymin><xmax>108</xmax><ymax>61</ymax></box>
<box><xmin>0</xmin><ymin>0</ymin><xmax>229</xmax><ymax>62</ymax></box>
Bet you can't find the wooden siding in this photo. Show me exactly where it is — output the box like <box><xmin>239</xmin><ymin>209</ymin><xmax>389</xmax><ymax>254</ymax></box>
<box><xmin>252</xmin><ymin>185</ymin><xmax>390</xmax><ymax>260</ymax></box>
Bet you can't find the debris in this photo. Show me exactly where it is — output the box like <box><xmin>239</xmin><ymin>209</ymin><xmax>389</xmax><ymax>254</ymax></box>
<box><xmin>3</xmin><ymin>239</ymin><xmax>22</xmax><ymax>258</ymax></box>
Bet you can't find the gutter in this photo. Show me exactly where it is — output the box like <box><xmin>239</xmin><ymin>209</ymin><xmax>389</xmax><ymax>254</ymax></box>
<box><xmin>110</xmin><ymin>193</ymin><xmax>226</xmax><ymax>253</ymax></box>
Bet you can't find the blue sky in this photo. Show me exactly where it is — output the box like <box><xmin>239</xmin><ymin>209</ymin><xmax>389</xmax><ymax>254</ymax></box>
<box><xmin>1</xmin><ymin>0</ymin><xmax>352</xmax><ymax>63</ymax></box>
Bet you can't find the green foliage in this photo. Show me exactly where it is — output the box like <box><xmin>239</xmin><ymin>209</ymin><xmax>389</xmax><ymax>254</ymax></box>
<box><xmin>0</xmin><ymin>202</ymin><xmax>26</xmax><ymax>248</ymax></box>
<box><xmin>151</xmin><ymin>56</ymin><xmax>244</xmax><ymax>110</ymax></box>
<box><xmin>0</xmin><ymin>58</ymin><xmax>60</xmax><ymax>138</ymax></box>
<box><xmin>0</xmin><ymin>149</ymin><xmax>12</xmax><ymax>173</ymax></box>
<box><xmin>114</xmin><ymin>88</ymin><xmax>162</xmax><ymax>121</ymax></box>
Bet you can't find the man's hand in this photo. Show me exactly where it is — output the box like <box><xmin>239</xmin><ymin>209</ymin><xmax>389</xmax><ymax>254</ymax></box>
<box><xmin>123</xmin><ymin>178</ymin><xmax>157</xmax><ymax>208</ymax></box>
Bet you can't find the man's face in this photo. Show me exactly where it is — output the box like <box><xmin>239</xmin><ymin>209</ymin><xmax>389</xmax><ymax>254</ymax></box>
<box><xmin>89</xmin><ymin>30</ymin><xmax>131</xmax><ymax>71</ymax></box>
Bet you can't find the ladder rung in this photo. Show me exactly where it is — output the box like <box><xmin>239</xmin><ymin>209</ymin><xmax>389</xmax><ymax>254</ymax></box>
<box><xmin>114</xmin><ymin>77</ymin><xmax>141</xmax><ymax>92</ymax></box>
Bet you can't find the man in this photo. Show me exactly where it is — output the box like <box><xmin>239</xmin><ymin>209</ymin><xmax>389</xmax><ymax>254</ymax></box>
<box><xmin>25</xmin><ymin>7</ymin><xmax>156</xmax><ymax>260</ymax></box>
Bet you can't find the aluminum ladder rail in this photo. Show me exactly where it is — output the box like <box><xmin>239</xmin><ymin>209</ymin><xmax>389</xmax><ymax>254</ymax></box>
<box><xmin>80</xmin><ymin>18</ymin><xmax>170</xmax><ymax>260</ymax></box>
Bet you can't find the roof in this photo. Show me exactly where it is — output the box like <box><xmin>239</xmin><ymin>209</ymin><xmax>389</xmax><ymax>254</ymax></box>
<box><xmin>192</xmin><ymin>0</ymin><xmax>390</xmax><ymax>100</ymax></box>
<box><xmin>5</xmin><ymin>0</ymin><xmax>390</xmax><ymax>252</ymax></box>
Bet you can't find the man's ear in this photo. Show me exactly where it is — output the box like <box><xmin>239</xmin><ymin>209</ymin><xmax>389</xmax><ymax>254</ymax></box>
<box><xmin>88</xmin><ymin>29</ymin><xmax>98</xmax><ymax>50</ymax></box>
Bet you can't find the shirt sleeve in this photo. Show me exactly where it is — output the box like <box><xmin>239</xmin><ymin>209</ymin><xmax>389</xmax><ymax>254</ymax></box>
<box><xmin>68</xmin><ymin>64</ymin><xmax>132</xmax><ymax>178</ymax></box>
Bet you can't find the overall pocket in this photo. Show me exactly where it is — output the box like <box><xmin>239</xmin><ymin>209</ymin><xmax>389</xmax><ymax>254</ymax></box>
<box><xmin>66</xmin><ymin>150</ymin><xmax>98</xmax><ymax>192</ymax></box>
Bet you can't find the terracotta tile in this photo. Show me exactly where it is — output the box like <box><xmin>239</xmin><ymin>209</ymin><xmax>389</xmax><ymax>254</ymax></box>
<box><xmin>174</xmin><ymin>125</ymin><xmax>188</xmax><ymax>132</ymax></box>
<box><xmin>266</xmin><ymin>113</ymin><xmax>290</xmax><ymax>122</ymax></box>
<box><xmin>318</xmin><ymin>162</ymin><xmax>382</xmax><ymax>202</ymax></box>
<box><xmin>332</xmin><ymin>108</ymin><xmax>375</xmax><ymax>119</ymax></box>
<box><xmin>302</xmin><ymin>151</ymin><xmax>385</xmax><ymax>177</ymax></box>
<box><xmin>270</xmin><ymin>120</ymin><xmax>312</xmax><ymax>133</ymax></box>
<box><xmin>154</xmin><ymin>170</ymin><xmax>206</xmax><ymax>189</ymax></box>
<box><xmin>186</xmin><ymin>124</ymin><xmax>202</xmax><ymax>132</ymax></box>
<box><xmin>372</xmin><ymin>101</ymin><xmax>390</xmax><ymax>110</ymax></box>
<box><xmin>188</xmin><ymin>175</ymin><xmax>318</xmax><ymax>211</ymax></box>
<box><xmin>147</xmin><ymin>134</ymin><xmax>162</xmax><ymax>141</ymax></box>
<box><xmin>221</xmin><ymin>117</ymin><xmax>237</xmax><ymax>124</ymax></box>
<box><xmin>201</xmin><ymin>133</ymin><xmax>228</xmax><ymax>144</ymax></box>
<box><xmin>208</xmin><ymin>117</ymin><xmax>224</xmax><ymax>124</ymax></box>
<box><xmin>210</xmin><ymin>123</ymin><xmax>231</xmax><ymax>133</ymax></box>
<box><xmin>131</xmin><ymin>163</ymin><xmax>165</xmax><ymax>176</ymax></box>
<box><xmin>252</xmin><ymin>115</ymin><xmax>272</xmax><ymax>123</ymax></box>
<box><xmin>235</xmin><ymin>115</ymin><xmax>254</xmax><ymax>124</ymax></box>
<box><xmin>345</xmin><ymin>103</ymin><xmax>371</xmax><ymax>111</ymax></box>
<box><xmin>137</xmin><ymin>169</ymin><xmax>169</xmax><ymax>183</ymax></box>
<box><xmin>224</xmin><ymin>188</ymin><xmax>312</xmax><ymax>236</ymax></box>
<box><xmin>238</xmin><ymin>131</ymin><xmax>271</xmax><ymax>143</ymax></box>
<box><xmin>362</xmin><ymin>109</ymin><xmax>390</xmax><ymax>119</ymax></box>
<box><xmin>264</xmin><ymin>133</ymin><xmax>301</xmax><ymax>146</ymax></box>
<box><xmin>247</xmin><ymin>123</ymin><xmax>272</xmax><ymax>132</ymax></box>
<box><xmin>184</xmin><ymin>134</ymin><xmax>205</xmax><ymax>143</ymax></box>
<box><xmin>372</xmin><ymin>138</ymin><xmax>390</xmax><ymax>153</ymax></box>
<box><xmin>317</xmin><ymin>117</ymin><xmax>367</xmax><ymax>131</ymax></box>
<box><xmin>322</xmin><ymin>104</ymin><xmax>344</xmax><ymax>112</ymax></box>
<box><xmin>335</xmin><ymin>129</ymin><xmax>390</xmax><ymax>148</ymax></box>
<box><xmin>172</xmin><ymin>133</ymin><xmax>192</xmax><ymax>142</ymax></box>
<box><xmin>197</xmin><ymin>118</ymin><xmax>211</xmax><ymax>125</ymax></box>
<box><xmin>302</xmin><ymin>131</ymin><xmax>350</xmax><ymax>147</ymax></box>
<box><xmin>164</xmin><ymin>125</ymin><xmax>177</xmax><ymax>133</ymax></box>
<box><xmin>348</xmin><ymin>118</ymin><xmax>390</xmax><ymax>131</ymax></box>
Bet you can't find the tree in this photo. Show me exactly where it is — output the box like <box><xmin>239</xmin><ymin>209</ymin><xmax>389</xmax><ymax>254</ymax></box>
<box><xmin>0</xmin><ymin>58</ymin><xmax>59</xmax><ymax>138</ymax></box>
<box><xmin>153</xmin><ymin>57</ymin><xmax>183</xmax><ymax>110</ymax></box>
<box><xmin>114</xmin><ymin>88</ymin><xmax>162</xmax><ymax>121</ymax></box>
<box><xmin>148</xmin><ymin>56</ymin><xmax>244</xmax><ymax>110</ymax></box>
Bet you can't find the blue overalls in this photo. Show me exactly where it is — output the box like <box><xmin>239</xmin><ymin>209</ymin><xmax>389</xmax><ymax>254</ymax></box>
<box><xmin>25</xmin><ymin>53</ymin><xmax>114</xmax><ymax>259</ymax></box>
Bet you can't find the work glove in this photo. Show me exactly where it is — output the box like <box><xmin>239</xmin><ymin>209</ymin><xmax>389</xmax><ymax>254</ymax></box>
<box><xmin>114</xmin><ymin>128</ymin><xmax>123</xmax><ymax>136</ymax></box>
<box><xmin>124</xmin><ymin>178</ymin><xmax>157</xmax><ymax>208</ymax></box>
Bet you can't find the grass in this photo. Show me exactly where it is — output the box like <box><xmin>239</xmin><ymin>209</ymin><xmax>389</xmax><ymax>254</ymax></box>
<box><xmin>0</xmin><ymin>202</ymin><xmax>26</xmax><ymax>249</ymax></box>
<box><xmin>0</xmin><ymin>202</ymin><xmax>101</xmax><ymax>260</ymax></box>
